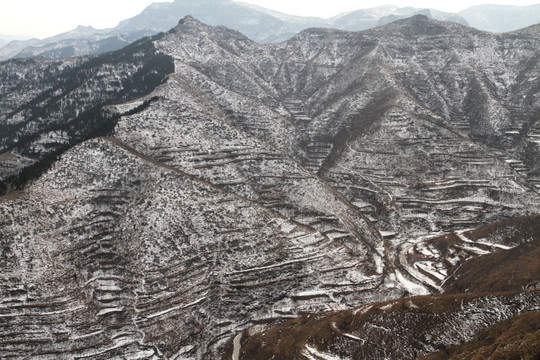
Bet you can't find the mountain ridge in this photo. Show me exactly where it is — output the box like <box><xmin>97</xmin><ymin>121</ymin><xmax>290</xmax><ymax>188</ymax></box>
<box><xmin>4</xmin><ymin>1</ymin><xmax>539</xmax><ymax>61</ymax></box>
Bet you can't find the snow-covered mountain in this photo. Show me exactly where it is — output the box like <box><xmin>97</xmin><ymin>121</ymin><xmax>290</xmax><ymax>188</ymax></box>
<box><xmin>0</xmin><ymin>14</ymin><xmax>539</xmax><ymax>359</ymax></box>
<box><xmin>116</xmin><ymin>0</ymin><xmax>329</xmax><ymax>43</ymax></box>
<box><xmin>330</xmin><ymin>5</ymin><xmax>469</xmax><ymax>30</ymax></box>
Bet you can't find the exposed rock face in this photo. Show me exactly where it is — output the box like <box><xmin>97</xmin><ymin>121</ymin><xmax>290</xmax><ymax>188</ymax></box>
<box><xmin>0</xmin><ymin>15</ymin><xmax>539</xmax><ymax>359</ymax></box>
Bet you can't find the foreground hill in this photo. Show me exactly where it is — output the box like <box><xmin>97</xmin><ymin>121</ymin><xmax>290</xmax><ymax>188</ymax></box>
<box><xmin>222</xmin><ymin>216</ymin><xmax>540</xmax><ymax>359</ymax></box>
<box><xmin>223</xmin><ymin>290</ymin><xmax>540</xmax><ymax>359</ymax></box>
<box><xmin>0</xmin><ymin>137</ymin><xmax>391</xmax><ymax>358</ymax></box>
<box><xmin>0</xmin><ymin>15</ymin><xmax>539</xmax><ymax>359</ymax></box>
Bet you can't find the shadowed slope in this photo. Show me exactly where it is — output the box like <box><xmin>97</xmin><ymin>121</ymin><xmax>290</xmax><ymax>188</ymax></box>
<box><xmin>222</xmin><ymin>214</ymin><xmax>540</xmax><ymax>359</ymax></box>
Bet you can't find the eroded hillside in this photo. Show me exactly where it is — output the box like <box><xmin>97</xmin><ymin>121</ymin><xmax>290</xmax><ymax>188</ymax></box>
<box><xmin>222</xmin><ymin>216</ymin><xmax>540</xmax><ymax>359</ymax></box>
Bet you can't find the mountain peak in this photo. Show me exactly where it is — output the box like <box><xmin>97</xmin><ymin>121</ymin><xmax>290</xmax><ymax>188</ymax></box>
<box><xmin>172</xmin><ymin>15</ymin><xmax>209</xmax><ymax>32</ymax></box>
<box><xmin>169</xmin><ymin>14</ymin><xmax>250</xmax><ymax>42</ymax></box>
<box><xmin>408</xmin><ymin>14</ymin><xmax>430</xmax><ymax>21</ymax></box>
<box><xmin>384</xmin><ymin>14</ymin><xmax>451</xmax><ymax>35</ymax></box>
<box><xmin>177</xmin><ymin>15</ymin><xmax>201</xmax><ymax>26</ymax></box>
<box><xmin>178</xmin><ymin>15</ymin><xmax>197</xmax><ymax>23</ymax></box>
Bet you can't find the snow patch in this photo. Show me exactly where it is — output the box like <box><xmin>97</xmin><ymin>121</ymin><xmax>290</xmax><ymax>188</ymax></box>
<box><xmin>278</xmin><ymin>219</ymin><xmax>297</xmax><ymax>234</ymax></box>
<box><xmin>374</xmin><ymin>255</ymin><xmax>384</xmax><ymax>274</ymax></box>
<box><xmin>97</xmin><ymin>307</ymin><xmax>124</xmax><ymax>316</ymax></box>
<box><xmin>303</xmin><ymin>344</ymin><xmax>349</xmax><ymax>360</ymax></box>
<box><xmin>476</xmin><ymin>241</ymin><xmax>512</xmax><ymax>250</ymax></box>
<box><xmin>232</xmin><ymin>332</ymin><xmax>242</xmax><ymax>360</ymax></box>
<box><xmin>458</xmin><ymin>245</ymin><xmax>490</xmax><ymax>255</ymax></box>
<box><xmin>407</xmin><ymin>300</ymin><xmax>419</xmax><ymax>309</ymax></box>
<box><xmin>395</xmin><ymin>270</ymin><xmax>430</xmax><ymax>296</ymax></box>
<box><xmin>353</xmin><ymin>305</ymin><xmax>372</xmax><ymax>315</ymax></box>
<box><xmin>456</xmin><ymin>230</ymin><xmax>474</xmax><ymax>243</ymax></box>
<box><xmin>293</xmin><ymin>290</ymin><xmax>328</xmax><ymax>297</ymax></box>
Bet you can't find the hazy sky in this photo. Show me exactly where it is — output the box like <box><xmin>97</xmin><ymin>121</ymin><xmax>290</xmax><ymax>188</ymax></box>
<box><xmin>1</xmin><ymin>0</ymin><xmax>539</xmax><ymax>39</ymax></box>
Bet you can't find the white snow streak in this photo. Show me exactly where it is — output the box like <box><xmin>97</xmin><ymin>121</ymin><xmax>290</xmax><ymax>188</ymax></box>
<box><xmin>232</xmin><ymin>332</ymin><xmax>242</xmax><ymax>360</ymax></box>
<box><xmin>302</xmin><ymin>344</ymin><xmax>349</xmax><ymax>360</ymax></box>
<box><xmin>395</xmin><ymin>270</ymin><xmax>431</xmax><ymax>296</ymax></box>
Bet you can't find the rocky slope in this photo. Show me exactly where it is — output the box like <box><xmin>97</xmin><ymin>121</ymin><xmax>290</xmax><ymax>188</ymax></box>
<box><xmin>0</xmin><ymin>15</ymin><xmax>539</xmax><ymax>359</ymax></box>
<box><xmin>0</xmin><ymin>33</ymin><xmax>174</xmax><ymax>192</ymax></box>
<box><xmin>222</xmin><ymin>216</ymin><xmax>540</xmax><ymax>359</ymax></box>
<box><xmin>0</xmin><ymin>137</ymin><xmax>392</xmax><ymax>358</ymax></box>
<box><xmin>146</xmin><ymin>15</ymin><xmax>540</xmax><ymax>243</ymax></box>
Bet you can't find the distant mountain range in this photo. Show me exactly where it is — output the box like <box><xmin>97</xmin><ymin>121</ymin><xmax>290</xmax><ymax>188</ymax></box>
<box><xmin>460</xmin><ymin>3</ymin><xmax>540</xmax><ymax>32</ymax></box>
<box><xmin>0</xmin><ymin>33</ymin><xmax>30</xmax><ymax>50</ymax></box>
<box><xmin>1</xmin><ymin>0</ymin><xmax>539</xmax><ymax>60</ymax></box>
<box><xmin>0</xmin><ymin>33</ymin><xmax>31</xmax><ymax>42</ymax></box>
<box><xmin>0</xmin><ymin>26</ymin><xmax>155</xmax><ymax>60</ymax></box>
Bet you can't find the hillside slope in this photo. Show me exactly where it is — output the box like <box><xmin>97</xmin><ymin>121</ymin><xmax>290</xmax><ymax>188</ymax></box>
<box><xmin>223</xmin><ymin>216</ymin><xmax>540</xmax><ymax>359</ymax></box>
<box><xmin>0</xmin><ymin>137</ymin><xmax>388</xmax><ymax>359</ymax></box>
